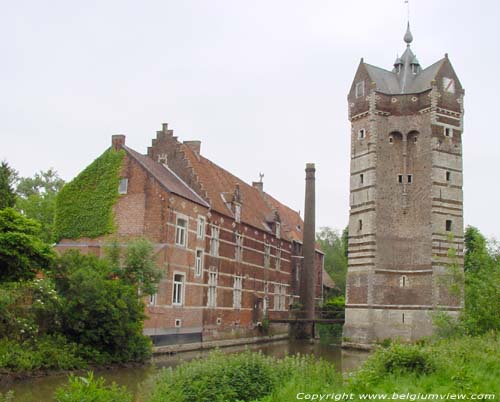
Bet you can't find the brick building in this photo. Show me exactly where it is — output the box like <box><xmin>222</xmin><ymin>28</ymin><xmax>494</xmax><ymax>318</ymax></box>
<box><xmin>343</xmin><ymin>24</ymin><xmax>464</xmax><ymax>345</ymax></box>
<box><xmin>57</xmin><ymin>124</ymin><xmax>324</xmax><ymax>347</ymax></box>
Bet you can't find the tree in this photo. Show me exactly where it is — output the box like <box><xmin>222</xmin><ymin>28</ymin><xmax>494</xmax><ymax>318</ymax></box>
<box><xmin>16</xmin><ymin>169</ymin><xmax>65</xmax><ymax>243</ymax></box>
<box><xmin>317</xmin><ymin>226</ymin><xmax>348</xmax><ymax>295</ymax></box>
<box><xmin>464</xmin><ymin>225</ymin><xmax>492</xmax><ymax>272</ymax></box>
<box><xmin>0</xmin><ymin>161</ymin><xmax>17</xmax><ymax>210</ymax></box>
<box><xmin>105</xmin><ymin>238</ymin><xmax>163</xmax><ymax>296</ymax></box>
<box><xmin>0</xmin><ymin>208</ymin><xmax>55</xmax><ymax>282</ymax></box>
<box><xmin>56</xmin><ymin>251</ymin><xmax>151</xmax><ymax>362</ymax></box>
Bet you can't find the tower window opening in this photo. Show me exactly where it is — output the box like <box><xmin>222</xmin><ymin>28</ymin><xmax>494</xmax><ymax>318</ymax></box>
<box><xmin>360</xmin><ymin>174</ymin><xmax>364</xmax><ymax>185</ymax></box>
<box><xmin>358</xmin><ymin>219</ymin><xmax>363</xmax><ymax>231</ymax></box>
<box><xmin>400</xmin><ymin>275</ymin><xmax>408</xmax><ymax>288</ymax></box>
<box><xmin>413</xmin><ymin>136</ymin><xmax>418</xmax><ymax>143</ymax></box>
<box><xmin>358</xmin><ymin>129</ymin><xmax>366</xmax><ymax>139</ymax></box>
<box><xmin>398</xmin><ymin>174</ymin><xmax>403</xmax><ymax>184</ymax></box>
<box><xmin>389</xmin><ymin>136</ymin><xmax>394</xmax><ymax>143</ymax></box>
<box><xmin>444</xmin><ymin>127</ymin><xmax>453</xmax><ymax>137</ymax></box>
<box><xmin>402</xmin><ymin>313</ymin><xmax>405</xmax><ymax>323</ymax></box>
<box><xmin>446</xmin><ymin>171</ymin><xmax>451</xmax><ymax>182</ymax></box>
<box><xmin>355</xmin><ymin>81</ymin><xmax>365</xmax><ymax>98</ymax></box>
<box><xmin>407</xmin><ymin>175</ymin><xmax>413</xmax><ymax>184</ymax></box>
<box><xmin>446</xmin><ymin>220</ymin><xmax>452</xmax><ymax>232</ymax></box>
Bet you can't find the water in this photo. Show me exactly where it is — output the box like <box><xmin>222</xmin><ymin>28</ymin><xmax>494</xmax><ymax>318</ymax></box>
<box><xmin>0</xmin><ymin>339</ymin><xmax>370</xmax><ymax>402</ymax></box>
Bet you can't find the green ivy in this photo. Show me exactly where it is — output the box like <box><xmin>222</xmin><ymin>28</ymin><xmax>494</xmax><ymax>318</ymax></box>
<box><xmin>54</xmin><ymin>148</ymin><xmax>125</xmax><ymax>240</ymax></box>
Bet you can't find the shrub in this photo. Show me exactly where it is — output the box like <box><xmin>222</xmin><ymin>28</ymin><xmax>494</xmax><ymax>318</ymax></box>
<box><xmin>54</xmin><ymin>372</ymin><xmax>132</xmax><ymax>402</ymax></box>
<box><xmin>0</xmin><ymin>391</ymin><xmax>14</xmax><ymax>402</ymax></box>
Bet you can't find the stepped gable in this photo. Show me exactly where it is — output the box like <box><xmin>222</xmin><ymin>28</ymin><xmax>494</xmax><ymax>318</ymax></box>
<box><xmin>124</xmin><ymin>145</ymin><xmax>209</xmax><ymax>207</ymax></box>
<box><xmin>180</xmin><ymin>143</ymin><xmax>304</xmax><ymax>241</ymax></box>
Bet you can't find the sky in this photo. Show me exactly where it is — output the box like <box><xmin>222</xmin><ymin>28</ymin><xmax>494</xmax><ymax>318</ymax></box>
<box><xmin>1</xmin><ymin>0</ymin><xmax>499</xmax><ymax>239</ymax></box>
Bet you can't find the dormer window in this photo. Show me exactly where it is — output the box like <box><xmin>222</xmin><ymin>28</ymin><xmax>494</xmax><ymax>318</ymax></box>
<box><xmin>234</xmin><ymin>203</ymin><xmax>241</xmax><ymax>223</ymax></box>
<box><xmin>275</xmin><ymin>222</ymin><xmax>281</xmax><ymax>239</ymax></box>
<box><xmin>355</xmin><ymin>81</ymin><xmax>365</xmax><ymax>98</ymax></box>
<box><xmin>411</xmin><ymin>64</ymin><xmax>418</xmax><ymax>74</ymax></box>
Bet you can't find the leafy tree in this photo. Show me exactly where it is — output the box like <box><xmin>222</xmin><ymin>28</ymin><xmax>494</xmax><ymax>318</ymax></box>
<box><xmin>56</xmin><ymin>251</ymin><xmax>152</xmax><ymax>362</ymax></box>
<box><xmin>0</xmin><ymin>161</ymin><xmax>18</xmax><ymax>210</ymax></box>
<box><xmin>0</xmin><ymin>208</ymin><xmax>55</xmax><ymax>282</ymax></box>
<box><xmin>16</xmin><ymin>168</ymin><xmax>65</xmax><ymax>243</ymax></box>
<box><xmin>317</xmin><ymin>226</ymin><xmax>348</xmax><ymax>295</ymax></box>
<box><xmin>105</xmin><ymin>238</ymin><xmax>163</xmax><ymax>296</ymax></box>
<box><xmin>464</xmin><ymin>225</ymin><xmax>493</xmax><ymax>272</ymax></box>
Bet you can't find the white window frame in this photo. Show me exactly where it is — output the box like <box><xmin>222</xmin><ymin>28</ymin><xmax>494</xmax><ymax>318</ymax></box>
<box><xmin>273</xmin><ymin>283</ymin><xmax>279</xmax><ymax>310</ymax></box>
<box><xmin>148</xmin><ymin>292</ymin><xmax>157</xmax><ymax>306</ymax></box>
<box><xmin>280</xmin><ymin>285</ymin><xmax>286</xmax><ymax>311</ymax></box>
<box><xmin>175</xmin><ymin>214</ymin><xmax>188</xmax><ymax>247</ymax></box>
<box><xmin>233</xmin><ymin>276</ymin><xmax>243</xmax><ymax>310</ymax></box>
<box><xmin>235</xmin><ymin>233</ymin><xmax>243</xmax><ymax>262</ymax></box>
<box><xmin>264</xmin><ymin>243</ymin><xmax>271</xmax><ymax>268</ymax></box>
<box><xmin>275</xmin><ymin>248</ymin><xmax>281</xmax><ymax>271</ymax></box>
<box><xmin>118</xmin><ymin>178</ymin><xmax>128</xmax><ymax>194</ymax></box>
<box><xmin>263</xmin><ymin>282</ymin><xmax>269</xmax><ymax>313</ymax></box>
<box><xmin>174</xmin><ymin>318</ymin><xmax>182</xmax><ymax>328</ymax></box>
<box><xmin>207</xmin><ymin>269</ymin><xmax>218</xmax><ymax>307</ymax></box>
<box><xmin>197</xmin><ymin>216</ymin><xmax>206</xmax><ymax>239</ymax></box>
<box><xmin>210</xmin><ymin>225</ymin><xmax>220</xmax><ymax>257</ymax></box>
<box><xmin>172</xmin><ymin>273</ymin><xmax>185</xmax><ymax>306</ymax></box>
<box><xmin>195</xmin><ymin>248</ymin><xmax>204</xmax><ymax>277</ymax></box>
<box><xmin>355</xmin><ymin>81</ymin><xmax>365</xmax><ymax>98</ymax></box>
<box><xmin>275</xmin><ymin>222</ymin><xmax>281</xmax><ymax>239</ymax></box>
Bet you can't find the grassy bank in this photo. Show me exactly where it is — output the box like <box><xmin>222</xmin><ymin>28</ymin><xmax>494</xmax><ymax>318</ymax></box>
<box><xmin>44</xmin><ymin>333</ymin><xmax>499</xmax><ymax>402</ymax></box>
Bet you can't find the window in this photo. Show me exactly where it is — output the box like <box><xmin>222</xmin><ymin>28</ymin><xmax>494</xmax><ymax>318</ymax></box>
<box><xmin>407</xmin><ymin>175</ymin><xmax>413</xmax><ymax>184</ymax></box>
<box><xmin>389</xmin><ymin>136</ymin><xmax>394</xmax><ymax>143</ymax></box>
<box><xmin>413</xmin><ymin>136</ymin><xmax>418</xmax><ymax>143</ymax></box>
<box><xmin>360</xmin><ymin>174</ymin><xmax>364</xmax><ymax>185</ymax></box>
<box><xmin>398</xmin><ymin>174</ymin><xmax>403</xmax><ymax>184</ymax></box>
<box><xmin>411</xmin><ymin>64</ymin><xmax>418</xmax><ymax>74</ymax></box>
<box><xmin>149</xmin><ymin>293</ymin><xmax>157</xmax><ymax>306</ymax></box>
<box><xmin>263</xmin><ymin>282</ymin><xmax>269</xmax><ymax>313</ymax></box>
<box><xmin>444</xmin><ymin>127</ymin><xmax>453</xmax><ymax>137</ymax></box>
<box><xmin>197</xmin><ymin>216</ymin><xmax>206</xmax><ymax>239</ymax></box>
<box><xmin>355</xmin><ymin>81</ymin><xmax>365</xmax><ymax>98</ymax></box>
<box><xmin>264</xmin><ymin>244</ymin><xmax>271</xmax><ymax>268</ymax></box>
<box><xmin>174</xmin><ymin>318</ymin><xmax>182</xmax><ymax>328</ymax></box>
<box><xmin>234</xmin><ymin>204</ymin><xmax>241</xmax><ymax>223</ymax></box>
<box><xmin>235</xmin><ymin>233</ymin><xmax>243</xmax><ymax>262</ymax></box>
<box><xmin>446</xmin><ymin>171</ymin><xmax>451</xmax><ymax>182</ymax></box>
<box><xmin>280</xmin><ymin>285</ymin><xmax>287</xmax><ymax>311</ymax></box>
<box><xmin>172</xmin><ymin>273</ymin><xmax>185</xmax><ymax>305</ymax></box>
<box><xmin>400</xmin><ymin>275</ymin><xmax>408</xmax><ymax>288</ymax></box>
<box><xmin>358</xmin><ymin>129</ymin><xmax>366</xmax><ymax>139</ymax></box>
<box><xmin>175</xmin><ymin>216</ymin><xmax>188</xmax><ymax>247</ymax></box>
<box><xmin>210</xmin><ymin>225</ymin><xmax>220</xmax><ymax>256</ymax></box>
<box><xmin>118</xmin><ymin>178</ymin><xmax>128</xmax><ymax>194</ymax></box>
<box><xmin>358</xmin><ymin>219</ymin><xmax>363</xmax><ymax>232</ymax></box>
<box><xmin>275</xmin><ymin>248</ymin><xmax>281</xmax><ymax>271</ymax></box>
<box><xmin>233</xmin><ymin>276</ymin><xmax>242</xmax><ymax>309</ymax></box>
<box><xmin>207</xmin><ymin>270</ymin><xmax>217</xmax><ymax>307</ymax></box>
<box><xmin>446</xmin><ymin>220</ymin><xmax>452</xmax><ymax>232</ymax></box>
<box><xmin>195</xmin><ymin>249</ymin><xmax>203</xmax><ymax>276</ymax></box>
<box><xmin>276</xmin><ymin>222</ymin><xmax>281</xmax><ymax>239</ymax></box>
<box><xmin>274</xmin><ymin>284</ymin><xmax>279</xmax><ymax>310</ymax></box>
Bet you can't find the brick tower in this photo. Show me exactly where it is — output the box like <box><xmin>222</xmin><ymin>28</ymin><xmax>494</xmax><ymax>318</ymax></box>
<box><xmin>343</xmin><ymin>24</ymin><xmax>464</xmax><ymax>345</ymax></box>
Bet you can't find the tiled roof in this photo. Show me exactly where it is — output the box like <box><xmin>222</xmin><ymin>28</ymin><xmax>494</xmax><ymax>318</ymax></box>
<box><xmin>180</xmin><ymin>144</ymin><xmax>306</xmax><ymax>242</ymax></box>
<box><xmin>322</xmin><ymin>269</ymin><xmax>336</xmax><ymax>289</ymax></box>
<box><xmin>124</xmin><ymin>146</ymin><xmax>209</xmax><ymax>208</ymax></box>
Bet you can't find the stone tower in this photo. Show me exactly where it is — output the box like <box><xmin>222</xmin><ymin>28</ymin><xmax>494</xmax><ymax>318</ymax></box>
<box><xmin>343</xmin><ymin>24</ymin><xmax>464</xmax><ymax>345</ymax></box>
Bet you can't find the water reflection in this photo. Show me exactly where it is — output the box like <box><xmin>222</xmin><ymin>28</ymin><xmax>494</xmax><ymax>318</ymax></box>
<box><xmin>0</xmin><ymin>340</ymin><xmax>370</xmax><ymax>402</ymax></box>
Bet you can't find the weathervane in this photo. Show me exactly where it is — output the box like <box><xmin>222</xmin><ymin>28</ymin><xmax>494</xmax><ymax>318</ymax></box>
<box><xmin>258</xmin><ymin>172</ymin><xmax>264</xmax><ymax>183</ymax></box>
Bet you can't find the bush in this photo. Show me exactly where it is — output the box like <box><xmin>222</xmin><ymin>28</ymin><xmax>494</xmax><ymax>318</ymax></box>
<box><xmin>0</xmin><ymin>391</ymin><xmax>14</xmax><ymax>402</ymax></box>
<box><xmin>0</xmin><ymin>334</ymin><xmax>88</xmax><ymax>373</ymax></box>
<box><xmin>54</xmin><ymin>372</ymin><xmax>132</xmax><ymax>402</ymax></box>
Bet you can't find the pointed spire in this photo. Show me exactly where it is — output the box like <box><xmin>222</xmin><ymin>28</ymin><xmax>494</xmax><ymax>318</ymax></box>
<box><xmin>404</xmin><ymin>22</ymin><xmax>413</xmax><ymax>46</ymax></box>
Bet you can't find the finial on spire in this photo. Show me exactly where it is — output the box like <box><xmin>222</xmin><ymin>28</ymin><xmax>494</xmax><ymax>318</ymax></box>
<box><xmin>404</xmin><ymin>21</ymin><xmax>413</xmax><ymax>46</ymax></box>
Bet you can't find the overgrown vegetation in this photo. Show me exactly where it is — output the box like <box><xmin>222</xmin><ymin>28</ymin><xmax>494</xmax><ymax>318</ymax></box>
<box><xmin>317</xmin><ymin>226</ymin><xmax>348</xmax><ymax>296</ymax></box>
<box><xmin>54</xmin><ymin>148</ymin><xmax>124</xmax><ymax>240</ymax></box>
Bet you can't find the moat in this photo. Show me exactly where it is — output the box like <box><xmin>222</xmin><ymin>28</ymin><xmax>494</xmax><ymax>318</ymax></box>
<box><xmin>0</xmin><ymin>339</ymin><xmax>370</xmax><ymax>402</ymax></box>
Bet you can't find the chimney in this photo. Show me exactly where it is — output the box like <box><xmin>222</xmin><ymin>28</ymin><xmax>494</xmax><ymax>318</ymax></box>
<box><xmin>302</xmin><ymin>163</ymin><xmax>316</xmax><ymax>331</ymax></box>
<box><xmin>183</xmin><ymin>140</ymin><xmax>201</xmax><ymax>155</ymax></box>
<box><xmin>112</xmin><ymin>135</ymin><xmax>125</xmax><ymax>150</ymax></box>
<box><xmin>252</xmin><ymin>181</ymin><xmax>263</xmax><ymax>192</ymax></box>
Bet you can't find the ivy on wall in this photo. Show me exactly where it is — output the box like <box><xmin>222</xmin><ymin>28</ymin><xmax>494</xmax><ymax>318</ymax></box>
<box><xmin>54</xmin><ymin>148</ymin><xmax>125</xmax><ymax>240</ymax></box>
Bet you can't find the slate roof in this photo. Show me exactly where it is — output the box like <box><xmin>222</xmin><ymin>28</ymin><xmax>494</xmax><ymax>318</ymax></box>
<box><xmin>123</xmin><ymin>145</ymin><xmax>209</xmax><ymax>208</ymax></box>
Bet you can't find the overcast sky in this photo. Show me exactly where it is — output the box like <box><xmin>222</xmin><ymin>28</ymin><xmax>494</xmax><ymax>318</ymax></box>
<box><xmin>1</xmin><ymin>0</ymin><xmax>499</xmax><ymax>239</ymax></box>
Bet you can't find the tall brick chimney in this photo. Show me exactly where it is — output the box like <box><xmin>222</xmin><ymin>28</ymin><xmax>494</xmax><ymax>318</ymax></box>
<box><xmin>112</xmin><ymin>135</ymin><xmax>125</xmax><ymax>150</ymax></box>
<box><xmin>302</xmin><ymin>163</ymin><xmax>316</xmax><ymax>335</ymax></box>
<box><xmin>183</xmin><ymin>140</ymin><xmax>201</xmax><ymax>155</ymax></box>
<box><xmin>252</xmin><ymin>181</ymin><xmax>263</xmax><ymax>192</ymax></box>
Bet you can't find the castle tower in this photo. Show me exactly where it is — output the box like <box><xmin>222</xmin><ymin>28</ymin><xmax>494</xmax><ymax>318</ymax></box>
<box><xmin>343</xmin><ymin>24</ymin><xmax>464</xmax><ymax>345</ymax></box>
